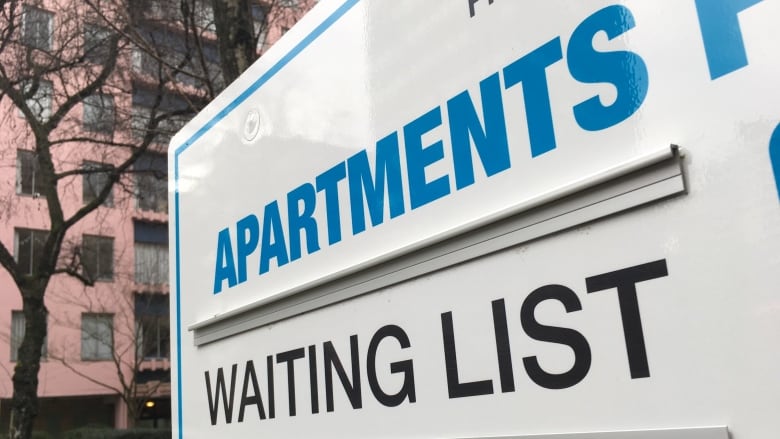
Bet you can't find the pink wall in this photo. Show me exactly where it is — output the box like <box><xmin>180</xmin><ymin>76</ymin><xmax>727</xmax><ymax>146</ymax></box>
<box><xmin>0</xmin><ymin>112</ymin><xmax>144</xmax><ymax>401</ymax></box>
<box><xmin>0</xmin><ymin>0</ymin><xmax>314</xmax><ymax>428</ymax></box>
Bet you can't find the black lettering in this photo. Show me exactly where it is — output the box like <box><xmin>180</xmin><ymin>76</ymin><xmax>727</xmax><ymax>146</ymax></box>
<box><xmin>237</xmin><ymin>360</ymin><xmax>266</xmax><ymax>422</ymax></box>
<box><xmin>585</xmin><ymin>259</ymin><xmax>668</xmax><ymax>379</ymax></box>
<box><xmin>441</xmin><ymin>311</ymin><xmax>494</xmax><ymax>398</ymax></box>
<box><xmin>276</xmin><ymin>347</ymin><xmax>306</xmax><ymax>416</ymax></box>
<box><xmin>367</xmin><ymin>325</ymin><xmax>416</xmax><ymax>407</ymax></box>
<box><xmin>491</xmin><ymin>298</ymin><xmax>515</xmax><ymax>393</ymax></box>
<box><xmin>267</xmin><ymin>355</ymin><xmax>275</xmax><ymax>419</ymax></box>
<box><xmin>205</xmin><ymin>364</ymin><xmax>238</xmax><ymax>425</ymax></box>
<box><xmin>521</xmin><ymin>285</ymin><xmax>591</xmax><ymax>389</ymax></box>
<box><xmin>308</xmin><ymin>345</ymin><xmax>319</xmax><ymax>414</ymax></box>
<box><xmin>324</xmin><ymin>336</ymin><xmax>362</xmax><ymax>411</ymax></box>
<box><xmin>468</xmin><ymin>0</ymin><xmax>495</xmax><ymax>17</ymax></box>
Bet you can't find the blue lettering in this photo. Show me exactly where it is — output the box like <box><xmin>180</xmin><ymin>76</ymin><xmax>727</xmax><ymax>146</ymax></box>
<box><xmin>316</xmin><ymin>162</ymin><xmax>347</xmax><ymax>245</ymax></box>
<box><xmin>695</xmin><ymin>0</ymin><xmax>763</xmax><ymax>80</ymax></box>
<box><xmin>287</xmin><ymin>183</ymin><xmax>320</xmax><ymax>262</ymax></box>
<box><xmin>347</xmin><ymin>133</ymin><xmax>406</xmax><ymax>235</ymax></box>
<box><xmin>567</xmin><ymin>5</ymin><xmax>648</xmax><ymax>132</ymax></box>
<box><xmin>503</xmin><ymin>37</ymin><xmax>563</xmax><ymax>158</ymax></box>
<box><xmin>404</xmin><ymin>107</ymin><xmax>451</xmax><ymax>210</ymax></box>
<box><xmin>770</xmin><ymin>123</ymin><xmax>780</xmax><ymax>199</ymax></box>
<box><xmin>447</xmin><ymin>73</ymin><xmax>511</xmax><ymax>190</ymax></box>
<box><xmin>259</xmin><ymin>201</ymin><xmax>290</xmax><ymax>275</ymax></box>
<box><xmin>210</xmin><ymin>5</ymin><xmax>666</xmax><ymax>293</ymax></box>
<box><xmin>213</xmin><ymin>228</ymin><xmax>237</xmax><ymax>294</ymax></box>
<box><xmin>236</xmin><ymin>214</ymin><xmax>260</xmax><ymax>284</ymax></box>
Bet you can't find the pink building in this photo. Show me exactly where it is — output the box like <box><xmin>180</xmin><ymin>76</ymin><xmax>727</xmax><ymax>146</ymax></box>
<box><xmin>0</xmin><ymin>0</ymin><xmax>313</xmax><ymax>435</ymax></box>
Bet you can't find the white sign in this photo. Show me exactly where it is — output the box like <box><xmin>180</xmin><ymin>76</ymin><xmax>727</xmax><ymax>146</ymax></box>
<box><xmin>170</xmin><ymin>1</ymin><xmax>780</xmax><ymax>438</ymax></box>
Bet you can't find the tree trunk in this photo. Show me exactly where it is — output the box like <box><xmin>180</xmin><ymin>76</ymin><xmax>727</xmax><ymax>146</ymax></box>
<box><xmin>9</xmin><ymin>287</ymin><xmax>48</xmax><ymax>439</ymax></box>
<box><xmin>212</xmin><ymin>0</ymin><xmax>258</xmax><ymax>84</ymax></box>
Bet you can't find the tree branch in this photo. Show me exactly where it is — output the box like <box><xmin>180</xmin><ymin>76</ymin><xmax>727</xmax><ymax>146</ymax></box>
<box><xmin>51</xmin><ymin>268</ymin><xmax>95</xmax><ymax>287</ymax></box>
<box><xmin>44</xmin><ymin>32</ymin><xmax>123</xmax><ymax>132</ymax></box>
<box><xmin>50</xmin><ymin>355</ymin><xmax>125</xmax><ymax>396</ymax></box>
<box><xmin>0</xmin><ymin>240</ymin><xmax>21</xmax><ymax>286</ymax></box>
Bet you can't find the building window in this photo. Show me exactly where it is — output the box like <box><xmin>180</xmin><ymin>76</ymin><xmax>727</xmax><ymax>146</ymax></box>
<box><xmin>130</xmin><ymin>104</ymin><xmax>152</xmax><ymax>138</ymax></box>
<box><xmin>135</xmin><ymin>294</ymin><xmax>170</xmax><ymax>359</ymax></box>
<box><xmin>252</xmin><ymin>3</ymin><xmax>268</xmax><ymax>50</ymax></box>
<box><xmin>134</xmin><ymin>221</ymin><xmax>168</xmax><ymax>285</ymax></box>
<box><xmin>10</xmin><ymin>311</ymin><xmax>47</xmax><ymax>362</ymax></box>
<box><xmin>81</xmin><ymin>313</ymin><xmax>113</xmax><ymax>361</ymax></box>
<box><xmin>16</xmin><ymin>150</ymin><xmax>44</xmax><ymax>196</ymax></box>
<box><xmin>22</xmin><ymin>6</ymin><xmax>53</xmax><ymax>50</ymax></box>
<box><xmin>194</xmin><ymin>0</ymin><xmax>216</xmax><ymax>32</ymax></box>
<box><xmin>134</xmin><ymin>153</ymin><xmax>167</xmax><ymax>213</ymax></box>
<box><xmin>131</xmin><ymin>25</ymin><xmax>179</xmax><ymax>78</ymax></box>
<box><xmin>251</xmin><ymin>3</ymin><xmax>267</xmax><ymax>32</ymax></box>
<box><xmin>15</xmin><ymin>228</ymin><xmax>48</xmax><ymax>275</ymax></box>
<box><xmin>82</xmin><ymin>235</ymin><xmax>114</xmax><ymax>281</ymax></box>
<box><xmin>82</xmin><ymin>161</ymin><xmax>113</xmax><ymax>206</ymax></box>
<box><xmin>131</xmin><ymin>105</ymin><xmax>189</xmax><ymax>145</ymax></box>
<box><xmin>131</xmin><ymin>46</ymin><xmax>157</xmax><ymax>77</ymax></box>
<box><xmin>83</xmin><ymin>94</ymin><xmax>114</xmax><ymax>133</ymax></box>
<box><xmin>144</xmin><ymin>0</ymin><xmax>177</xmax><ymax>18</ymax></box>
<box><xmin>83</xmin><ymin>23</ymin><xmax>112</xmax><ymax>64</ymax></box>
<box><xmin>22</xmin><ymin>80</ymin><xmax>53</xmax><ymax>122</ymax></box>
<box><xmin>131</xmin><ymin>87</ymin><xmax>190</xmax><ymax>145</ymax></box>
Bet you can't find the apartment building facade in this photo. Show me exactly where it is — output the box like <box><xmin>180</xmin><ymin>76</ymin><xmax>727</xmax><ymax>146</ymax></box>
<box><xmin>0</xmin><ymin>0</ymin><xmax>312</xmax><ymax>434</ymax></box>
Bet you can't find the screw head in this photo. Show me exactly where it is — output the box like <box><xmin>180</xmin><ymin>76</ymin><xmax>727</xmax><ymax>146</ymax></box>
<box><xmin>243</xmin><ymin>109</ymin><xmax>261</xmax><ymax>142</ymax></box>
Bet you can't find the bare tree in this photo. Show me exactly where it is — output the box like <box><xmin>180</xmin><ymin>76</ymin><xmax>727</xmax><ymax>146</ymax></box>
<box><xmin>0</xmin><ymin>0</ymin><xmax>311</xmax><ymax>437</ymax></box>
<box><xmin>212</xmin><ymin>0</ymin><xmax>311</xmax><ymax>84</ymax></box>
<box><xmin>46</xmin><ymin>285</ymin><xmax>169</xmax><ymax>426</ymax></box>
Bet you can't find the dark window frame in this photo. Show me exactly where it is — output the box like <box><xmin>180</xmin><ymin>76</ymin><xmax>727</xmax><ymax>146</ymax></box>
<box><xmin>83</xmin><ymin>23</ymin><xmax>113</xmax><ymax>64</ymax></box>
<box><xmin>134</xmin><ymin>221</ymin><xmax>169</xmax><ymax>285</ymax></box>
<box><xmin>21</xmin><ymin>79</ymin><xmax>53</xmax><ymax>122</ymax></box>
<box><xmin>22</xmin><ymin>5</ymin><xmax>54</xmax><ymax>51</ymax></box>
<box><xmin>81</xmin><ymin>313</ymin><xmax>114</xmax><ymax>361</ymax></box>
<box><xmin>134</xmin><ymin>153</ymin><xmax>168</xmax><ymax>213</ymax></box>
<box><xmin>14</xmin><ymin>228</ymin><xmax>49</xmax><ymax>275</ymax></box>
<box><xmin>135</xmin><ymin>293</ymin><xmax>170</xmax><ymax>360</ymax></box>
<box><xmin>16</xmin><ymin>150</ymin><xmax>45</xmax><ymax>196</ymax></box>
<box><xmin>82</xmin><ymin>161</ymin><xmax>114</xmax><ymax>207</ymax></box>
<box><xmin>10</xmin><ymin>310</ymin><xmax>47</xmax><ymax>362</ymax></box>
<box><xmin>82</xmin><ymin>93</ymin><xmax>115</xmax><ymax>134</ymax></box>
<box><xmin>82</xmin><ymin>234</ymin><xmax>114</xmax><ymax>282</ymax></box>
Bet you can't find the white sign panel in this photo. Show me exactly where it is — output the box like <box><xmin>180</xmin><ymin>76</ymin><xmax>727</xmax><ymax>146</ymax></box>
<box><xmin>170</xmin><ymin>1</ymin><xmax>780</xmax><ymax>438</ymax></box>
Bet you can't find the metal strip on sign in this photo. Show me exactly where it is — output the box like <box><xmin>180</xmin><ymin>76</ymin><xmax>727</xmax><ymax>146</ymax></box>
<box><xmin>459</xmin><ymin>426</ymin><xmax>728</xmax><ymax>439</ymax></box>
<box><xmin>190</xmin><ymin>145</ymin><xmax>686</xmax><ymax>346</ymax></box>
